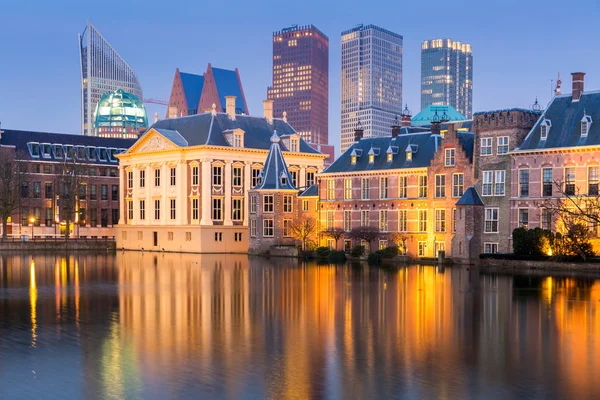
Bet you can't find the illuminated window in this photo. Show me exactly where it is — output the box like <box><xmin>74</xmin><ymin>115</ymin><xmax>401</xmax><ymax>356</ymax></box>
<box><xmin>418</xmin><ymin>176</ymin><xmax>427</xmax><ymax>198</ymax></box>
<box><xmin>326</xmin><ymin>211</ymin><xmax>334</xmax><ymax>230</ymax></box>
<box><xmin>344</xmin><ymin>179</ymin><xmax>352</xmax><ymax>200</ymax></box>
<box><xmin>379</xmin><ymin>210</ymin><xmax>388</xmax><ymax>232</ymax></box>
<box><xmin>418</xmin><ymin>210</ymin><xmax>427</xmax><ymax>232</ymax></box>
<box><xmin>398</xmin><ymin>210</ymin><xmax>407</xmax><ymax>232</ymax></box>
<box><xmin>327</xmin><ymin>180</ymin><xmax>335</xmax><ymax>199</ymax></box>
<box><xmin>361</xmin><ymin>178</ymin><xmax>369</xmax><ymax>200</ymax></box>
<box><xmin>435</xmin><ymin>209</ymin><xmax>446</xmax><ymax>232</ymax></box>
<box><xmin>344</xmin><ymin>210</ymin><xmax>352</xmax><ymax>231</ymax></box>
<box><xmin>380</xmin><ymin>177</ymin><xmax>388</xmax><ymax>199</ymax></box>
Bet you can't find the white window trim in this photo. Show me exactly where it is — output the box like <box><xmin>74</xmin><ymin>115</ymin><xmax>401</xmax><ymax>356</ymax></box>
<box><xmin>444</xmin><ymin>148</ymin><xmax>456</xmax><ymax>166</ymax></box>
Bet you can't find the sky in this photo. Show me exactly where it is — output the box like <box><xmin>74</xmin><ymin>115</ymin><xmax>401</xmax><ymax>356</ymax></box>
<box><xmin>1</xmin><ymin>0</ymin><xmax>599</xmax><ymax>155</ymax></box>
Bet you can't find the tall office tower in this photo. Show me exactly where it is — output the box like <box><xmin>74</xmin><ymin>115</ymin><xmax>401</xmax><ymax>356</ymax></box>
<box><xmin>79</xmin><ymin>21</ymin><xmax>143</xmax><ymax>136</ymax></box>
<box><xmin>268</xmin><ymin>25</ymin><xmax>329</xmax><ymax>146</ymax></box>
<box><xmin>421</xmin><ymin>39</ymin><xmax>472</xmax><ymax>119</ymax></box>
<box><xmin>340</xmin><ymin>24</ymin><xmax>403</xmax><ymax>153</ymax></box>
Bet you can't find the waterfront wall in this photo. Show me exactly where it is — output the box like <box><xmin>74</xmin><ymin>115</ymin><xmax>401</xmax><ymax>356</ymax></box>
<box><xmin>478</xmin><ymin>258</ymin><xmax>600</xmax><ymax>273</ymax></box>
<box><xmin>0</xmin><ymin>239</ymin><xmax>116</xmax><ymax>252</ymax></box>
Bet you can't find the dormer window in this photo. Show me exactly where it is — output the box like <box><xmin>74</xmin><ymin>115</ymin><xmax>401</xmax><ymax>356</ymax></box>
<box><xmin>351</xmin><ymin>155</ymin><xmax>357</xmax><ymax>165</ymax></box>
<box><xmin>53</xmin><ymin>144</ymin><xmax>64</xmax><ymax>159</ymax></box>
<box><xmin>41</xmin><ymin>143</ymin><xmax>52</xmax><ymax>158</ymax></box>
<box><xmin>406</xmin><ymin>150</ymin><xmax>412</xmax><ymax>162</ymax></box>
<box><xmin>64</xmin><ymin>145</ymin><xmax>74</xmax><ymax>160</ymax></box>
<box><xmin>368</xmin><ymin>153</ymin><xmax>374</xmax><ymax>164</ymax></box>
<box><xmin>281</xmin><ymin>172</ymin><xmax>287</xmax><ymax>186</ymax></box>
<box><xmin>234</xmin><ymin>133</ymin><xmax>243</xmax><ymax>148</ymax></box>
<box><xmin>540</xmin><ymin>119</ymin><xmax>552</xmax><ymax>140</ymax></box>
<box><xmin>367</xmin><ymin>147</ymin><xmax>379</xmax><ymax>164</ymax></box>
<box><xmin>405</xmin><ymin>144</ymin><xmax>417</xmax><ymax>162</ymax></box>
<box><xmin>387</xmin><ymin>152</ymin><xmax>392</xmax><ymax>162</ymax></box>
<box><xmin>291</xmin><ymin>139</ymin><xmax>298</xmax><ymax>152</ymax></box>
<box><xmin>581</xmin><ymin>113</ymin><xmax>592</xmax><ymax>137</ymax></box>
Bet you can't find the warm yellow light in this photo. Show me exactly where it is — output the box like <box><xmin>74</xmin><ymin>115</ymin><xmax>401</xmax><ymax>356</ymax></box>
<box><xmin>547</xmin><ymin>248</ymin><xmax>553</xmax><ymax>256</ymax></box>
<box><xmin>29</xmin><ymin>217</ymin><xmax>35</xmax><ymax>224</ymax></box>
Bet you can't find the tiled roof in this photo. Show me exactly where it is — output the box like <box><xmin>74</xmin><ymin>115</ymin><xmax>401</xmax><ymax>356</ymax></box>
<box><xmin>456</xmin><ymin>186</ymin><xmax>484</xmax><ymax>206</ymax></box>
<box><xmin>253</xmin><ymin>133</ymin><xmax>296</xmax><ymax>191</ymax></box>
<box><xmin>148</xmin><ymin>112</ymin><xmax>321</xmax><ymax>153</ymax></box>
<box><xmin>517</xmin><ymin>91</ymin><xmax>600</xmax><ymax>151</ymax></box>
<box><xmin>412</xmin><ymin>104</ymin><xmax>467</xmax><ymax>126</ymax></box>
<box><xmin>299</xmin><ymin>184</ymin><xmax>318</xmax><ymax>197</ymax></box>
<box><xmin>457</xmin><ymin>131</ymin><xmax>475</xmax><ymax>162</ymax></box>
<box><xmin>212</xmin><ymin>68</ymin><xmax>246</xmax><ymax>114</ymax></box>
<box><xmin>153</xmin><ymin>129</ymin><xmax>188</xmax><ymax>147</ymax></box>
<box><xmin>179</xmin><ymin>72</ymin><xmax>204</xmax><ymax>110</ymax></box>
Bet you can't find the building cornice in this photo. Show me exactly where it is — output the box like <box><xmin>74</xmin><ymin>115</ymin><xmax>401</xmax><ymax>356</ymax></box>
<box><xmin>511</xmin><ymin>145</ymin><xmax>600</xmax><ymax>156</ymax></box>
<box><xmin>318</xmin><ymin>167</ymin><xmax>427</xmax><ymax>178</ymax></box>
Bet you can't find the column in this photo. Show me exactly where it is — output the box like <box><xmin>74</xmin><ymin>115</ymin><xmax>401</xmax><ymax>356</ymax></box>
<box><xmin>118</xmin><ymin>166</ymin><xmax>126</xmax><ymax>224</ymax></box>
<box><xmin>144</xmin><ymin>165</ymin><xmax>150</xmax><ymax>226</ymax></box>
<box><xmin>162</xmin><ymin>162</ymin><xmax>168</xmax><ymax>225</ymax></box>
<box><xmin>224</xmin><ymin>160</ymin><xmax>233</xmax><ymax>226</ymax></box>
<box><xmin>243</xmin><ymin>161</ymin><xmax>251</xmax><ymax>226</ymax></box>
<box><xmin>200</xmin><ymin>159</ymin><xmax>212</xmax><ymax>225</ymax></box>
<box><xmin>300</xmin><ymin>166</ymin><xmax>306</xmax><ymax>189</ymax></box>
<box><xmin>179</xmin><ymin>160</ymin><xmax>188</xmax><ymax>225</ymax></box>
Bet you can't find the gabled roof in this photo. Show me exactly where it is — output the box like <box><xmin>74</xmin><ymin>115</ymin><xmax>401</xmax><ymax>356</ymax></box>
<box><xmin>457</xmin><ymin>131</ymin><xmax>475</xmax><ymax>162</ymax></box>
<box><xmin>179</xmin><ymin>72</ymin><xmax>204</xmax><ymax>111</ymax></box>
<box><xmin>456</xmin><ymin>186</ymin><xmax>484</xmax><ymax>206</ymax></box>
<box><xmin>299</xmin><ymin>184</ymin><xmax>318</xmax><ymax>197</ymax></box>
<box><xmin>212</xmin><ymin>68</ymin><xmax>246</xmax><ymax>114</ymax></box>
<box><xmin>253</xmin><ymin>133</ymin><xmax>296</xmax><ymax>191</ymax></box>
<box><xmin>147</xmin><ymin>112</ymin><xmax>321</xmax><ymax>153</ymax></box>
<box><xmin>153</xmin><ymin>128</ymin><xmax>188</xmax><ymax>147</ymax></box>
<box><xmin>517</xmin><ymin>91</ymin><xmax>600</xmax><ymax>151</ymax></box>
<box><xmin>412</xmin><ymin>104</ymin><xmax>467</xmax><ymax>125</ymax></box>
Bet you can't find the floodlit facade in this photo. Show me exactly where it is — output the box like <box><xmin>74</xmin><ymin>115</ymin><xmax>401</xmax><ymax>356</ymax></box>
<box><xmin>421</xmin><ymin>39</ymin><xmax>473</xmax><ymax>118</ymax></box>
<box><xmin>94</xmin><ymin>89</ymin><xmax>148</xmax><ymax>138</ymax></box>
<box><xmin>79</xmin><ymin>21</ymin><xmax>143</xmax><ymax>136</ymax></box>
<box><xmin>340</xmin><ymin>24</ymin><xmax>403</xmax><ymax>153</ymax></box>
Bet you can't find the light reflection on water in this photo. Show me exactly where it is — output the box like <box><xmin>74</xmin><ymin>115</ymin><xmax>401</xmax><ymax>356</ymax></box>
<box><xmin>1</xmin><ymin>252</ymin><xmax>600</xmax><ymax>399</ymax></box>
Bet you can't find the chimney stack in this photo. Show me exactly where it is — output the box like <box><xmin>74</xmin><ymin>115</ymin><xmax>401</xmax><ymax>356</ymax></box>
<box><xmin>391</xmin><ymin>115</ymin><xmax>401</xmax><ymax>138</ymax></box>
<box><xmin>154</xmin><ymin>112</ymin><xmax>159</xmax><ymax>124</ymax></box>
<box><xmin>168</xmin><ymin>105</ymin><xmax>178</xmax><ymax>119</ymax></box>
<box><xmin>263</xmin><ymin>100</ymin><xmax>274</xmax><ymax>123</ymax></box>
<box><xmin>571</xmin><ymin>72</ymin><xmax>585</xmax><ymax>101</ymax></box>
<box><xmin>431</xmin><ymin>121</ymin><xmax>441</xmax><ymax>136</ymax></box>
<box><xmin>225</xmin><ymin>96</ymin><xmax>237</xmax><ymax>120</ymax></box>
<box><xmin>401</xmin><ymin>104</ymin><xmax>412</xmax><ymax>127</ymax></box>
<box><xmin>354</xmin><ymin>121</ymin><xmax>364</xmax><ymax>142</ymax></box>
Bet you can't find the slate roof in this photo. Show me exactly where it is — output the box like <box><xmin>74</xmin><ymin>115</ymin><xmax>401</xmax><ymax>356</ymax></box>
<box><xmin>299</xmin><ymin>184</ymin><xmax>318</xmax><ymax>197</ymax></box>
<box><xmin>456</xmin><ymin>186</ymin><xmax>484</xmax><ymax>206</ymax></box>
<box><xmin>457</xmin><ymin>131</ymin><xmax>475</xmax><ymax>162</ymax></box>
<box><xmin>517</xmin><ymin>91</ymin><xmax>600</xmax><ymax>151</ymax></box>
<box><xmin>153</xmin><ymin>129</ymin><xmax>188</xmax><ymax>147</ymax></box>
<box><xmin>212</xmin><ymin>68</ymin><xmax>246</xmax><ymax>114</ymax></box>
<box><xmin>253</xmin><ymin>133</ymin><xmax>296</xmax><ymax>191</ymax></box>
<box><xmin>412</xmin><ymin>104</ymin><xmax>467</xmax><ymax>126</ymax></box>
<box><xmin>0</xmin><ymin>129</ymin><xmax>136</xmax><ymax>164</ymax></box>
<box><xmin>148</xmin><ymin>112</ymin><xmax>321</xmax><ymax>153</ymax></box>
<box><xmin>179</xmin><ymin>72</ymin><xmax>204</xmax><ymax>110</ymax></box>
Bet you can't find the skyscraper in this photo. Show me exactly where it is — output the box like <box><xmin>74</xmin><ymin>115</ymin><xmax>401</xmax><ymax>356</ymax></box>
<box><xmin>421</xmin><ymin>39</ymin><xmax>472</xmax><ymax>118</ymax></box>
<box><xmin>79</xmin><ymin>21</ymin><xmax>143</xmax><ymax>136</ymax></box>
<box><xmin>268</xmin><ymin>25</ymin><xmax>329</xmax><ymax>146</ymax></box>
<box><xmin>340</xmin><ymin>24</ymin><xmax>403</xmax><ymax>153</ymax></box>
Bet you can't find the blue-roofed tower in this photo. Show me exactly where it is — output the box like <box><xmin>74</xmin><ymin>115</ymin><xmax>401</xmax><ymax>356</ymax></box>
<box><xmin>253</xmin><ymin>131</ymin><xmax>297</xmax><ymax>191</ymax></box>
<box><xmin>452</xmin><ymin>186</ymin><xmax>484</xmax><ymax>261</ymax></box>
<box><xmin>199</xmin><ymin>64</ymin><xmax>249</xmax><ymax>115</ymax></box>
<box><xmin>167</xmin><ymin>68</ymin><xmax>204</xmax><ymax>117</ymax></box>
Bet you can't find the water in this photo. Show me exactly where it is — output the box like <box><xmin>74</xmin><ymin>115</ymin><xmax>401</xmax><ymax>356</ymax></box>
<box><xmin>1</xmin><ymin>252</ymin><xmax>599</xmax><ymax>399</ymax></box>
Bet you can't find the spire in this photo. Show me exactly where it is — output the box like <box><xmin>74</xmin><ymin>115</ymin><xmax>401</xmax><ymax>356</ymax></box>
<box><xmin>253</xmin><ymin>126</ymin><xmax>296</xmax><ymax>191</ymax></box>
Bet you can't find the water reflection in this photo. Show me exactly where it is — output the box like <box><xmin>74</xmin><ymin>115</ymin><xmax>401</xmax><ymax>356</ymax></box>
<box><xmin>0</xmin><ymin>253</ymin><xmax>599</xmax><ymax>398</ymax></box>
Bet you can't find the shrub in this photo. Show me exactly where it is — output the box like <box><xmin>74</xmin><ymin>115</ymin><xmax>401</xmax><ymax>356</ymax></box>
<box><xmin>328</xmin><ymin>250</ymin><xmax>347</xmax><ymax>263</ymax></box>
<box><xmin>513</xmin><ymin>227</ymin><xmax>554</xmax><ymax>256</ymax></box>
<box><xmin>350</xmin><ymin>245</ymin><xmax>365</xmax><ymax>257</ymax></box>
<box><xmin>368</xmin><ymin>252</ymin><xmax>382</xmax><ymax>265</ymax></box>
<box><xmin>380</xmin><ymin>246</ymin><xmax>399</xmax><ymax>258</ymax></box>
<box><xmin>315</xmin><ymin>246</ymin><xmax>331</xmax><ymax>259</ymax></box>
<box><xmin>300</xmin><ymin>250</ymin><xmax>315</xmax><ymax>260</ymax></box>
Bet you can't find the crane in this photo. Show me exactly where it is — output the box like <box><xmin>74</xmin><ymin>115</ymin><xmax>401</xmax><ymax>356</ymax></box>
<box><xmin>143</xmin><ymin>98</ymin><xmax>169</xmax><ymax>106</ymax></box>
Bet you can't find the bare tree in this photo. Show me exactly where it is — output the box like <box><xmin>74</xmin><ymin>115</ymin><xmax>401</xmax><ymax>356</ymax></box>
<box><xmin>349</xmin><ymin>226</ymin><xmax>380</xmax><ymax>253</ymax></box>
<box><xmin>289</xmin><ymin>216</ymin><xmax>318</xmax><ymax>251</ymax></box>
<box><xmin>321</xmin><ymin>227</ymin><xmax>345</xmax><ymax>249</ymax></box>
<box><xmin>57</xmin><ymin>155</ymin><xmax>86</xmax><ymax>240</ymax></box>
<box><xmin>389</xmin><ymin>232</ymin><xmax>409</xmax><ymax>255</ymax></box>
<box><xmin>0</xmin><ymin>149</ymin><xmax>28</xmax><ymax>240</ymax></box>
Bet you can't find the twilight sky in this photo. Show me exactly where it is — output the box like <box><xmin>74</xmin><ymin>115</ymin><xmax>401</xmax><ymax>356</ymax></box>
<box><xmin>0</xmin><ymin>0</ymin><xmax>598</xmax><ymax>154</ymax></box>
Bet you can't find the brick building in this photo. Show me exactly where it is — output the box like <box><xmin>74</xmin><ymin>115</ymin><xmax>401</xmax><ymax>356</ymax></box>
<box><xmin>0</xmin><ymin>129</ymin><xmax>134</xmax><ymax>238</ymax></box>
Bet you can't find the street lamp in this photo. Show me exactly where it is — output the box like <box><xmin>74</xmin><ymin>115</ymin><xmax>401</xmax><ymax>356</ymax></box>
<box><xmin>29</xmin><ymin>216</ymin><xmax>35</xmax><ymax>239</ymax></box>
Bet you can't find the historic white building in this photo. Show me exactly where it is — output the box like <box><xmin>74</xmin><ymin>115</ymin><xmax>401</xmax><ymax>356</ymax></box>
<box><xmin>116</xmin><ymin>98</ymin><xmax>326</xmax><ymax>253</ymax></box>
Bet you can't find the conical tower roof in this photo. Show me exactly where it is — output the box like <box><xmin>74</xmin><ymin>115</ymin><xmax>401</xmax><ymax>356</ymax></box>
<box><xmin>253</xmin><ymin>131</ymin><xmax>297</xmax><ymax>191</ymax></box>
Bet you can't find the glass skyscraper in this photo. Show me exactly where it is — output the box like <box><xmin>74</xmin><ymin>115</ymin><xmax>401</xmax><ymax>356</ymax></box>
<box><xmin>421</xmin><ymin>39</ymin><xmax>472</xmax><ymax>118</ymax></box>
<box><xmin>79</xmin><ymin>21</ymin><xmax>143</xmax><ymax>136</ymax></box>
<box><xmin>340</xmin><ymin>24</ymin><xmax>403</xmax><ymax>153</ymax></box>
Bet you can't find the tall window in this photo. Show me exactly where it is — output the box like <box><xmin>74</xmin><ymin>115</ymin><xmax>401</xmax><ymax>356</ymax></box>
<box><xmin>250</xmin><ymin>195</ymin><xmax>258</xmax><ymax>213</ymax></box>
<box><xmin>344</xmin><ymin>210</ymin><xmax>352</xmax><ymax>231</ymax></box>
<box><xmin>344</xmin><ymin>178</ymin><xmax>352</xmax><ymax>200</ymax></box>
<box><xmin>398</xmin><ymin>176</ymin><xmax>407</xmax><ymax>198</ymax></box>
<box><xmin>519</xmin><ymin>169</ymin><xmax>529</xmax><ymax>197</ymax></box>
<box><xmin>497</xmin><ymin>136</ymin><xmax>509</xmax><ymax>154</ymax></box>
<box><xmin>250</xmin><ymin>219</ymin><xmax>257</xmax><ymax>237</ymax></box>
<box><xmin>379</xmin><ymin>210</ymin><xmax>388</xmax><ymax>232</ymax></box>
<box><xmin>452</xmin><ymin>173</ymin><xmax>464</xmax><ymax>198</ymax></box>
<box><xmin>484</xmin><ymin>208</ymin><xmax>499</xmax><ymax>233</ymax></box>
<box><xmin>418</xmin><ymin>210</ymin><xmax>427</xmax><ymax>232</ymax></box>
<box><xmin>541</xmin><ymin>209</ymin><xmax>552</xmax><ymax>230</ymax></box>
<box><xmin>139</xmin><ymin>200</ymin><xmax>145</xmax><ymax>220</ymax></box>
<box><xmin>154</xmin><ymin>169</ymin><xmax>160</xmax><ymax>186</ymax></box>
<box><xmin>170</xmin><ymin>168</ymin><xmax>176</xmax><ymax>186</ymax></box>
<box><xmin>252</xmin><ymin>168</ymin><xmax>261</xmax><ymax>187</ymax></box>
<box><xmin>302</xmin><ymin>200</ymin><xmax>309</xmax><ymax>212</ymax></box>
<box><xmin>361</xmin><ymin>178</ymin><xmax>369</xmax><ymax>200</ymax></box>
<box><xmin>170</xmin><ymin>199</ymin><xmax>176</xmax><ymax>219</ymax></box>
<box><xmin>234</xmin><ymin>133</ymin><xmax>243</xmax><ymax>148</ymax></box>
<box><xmin>306</xmin><ymin>171</ymin><xmax>315</xmax><ymax>187</ymax></box>
<box><xmin>291</xmin><ymin>139</ymin><xmax>298</xmax><ymax>152</ymax></box>
<box><xmin>283</xmin><ymin>195</ymin><xmax>293</xmax><ymax>213</ymax></box>
<box><xmin>263</xmin><ymin>195</ymin><xmax>274</xmax><ymax>212</ymax></box>
<box><xmin>45</xmin><ymin>182</ymin><xmax>53</xmax><ymax>199</ymax></box>
<box><xmin>482</xmin><ymin>171</ymin><xmax>493</xmax><ymax>196</ymax></box>
<box><xmin>283</xmin><ymin>220</ymin><xmax>292</xmax><ymax>237</ymax></box>
<box><xmin>263</xmin><ymin>219</ymin><xmax>274</xmax><ymax>237</ymax></box>
<box><xmin>127</xmin><ymin>201</ymin><xmax>133</xmax><ymax>220</ymax></box>
<box><xmin>101</xmin><ymin>185</ymin><xmax>108</xmax><ymax>200</ymax></box>
<box><xmin>380</xmin><ymin>177</ymin><xmax>388</xmax><ymax>199</ymax></box>
<box><xmin>212</xmin><ymin>198</ymin><xmax>222</xmax><ymax>220</ymax></box>
<box><xmin>232</xmin><ymin>198</ymin><xmax>243</xmax><ymax>221</ymax></box>
<box><xmin>326</xmin><ymin>211</ymin><xmax>334</xmax><ymax>230</ymax></box>
<box><xmin>519</xmin><ymin>208</ymin><xmax>529</xmax><ymax>229</ymax></box>
<box><xmin>435</xmin><ymin>175</ymin><xmax>446</xmax><ymax>198</ymax></box>
<box><xmin>398</xmin><ymin>210</ymin><xmax>407</xmax><ymax>232</ymax></box>
<box><xmin>445</xmin><ymin>148</ymin><xmax>455</xmax><ymax>166</ymax></box>
<box><xmin>290</xmin><ymin>170</ymin><xmax>298</xmax><ymax>187</ymax></box>
<box><xmin>327</xmin><ymin>180</ymin><xmax>335</xmax><ymax>200</ymax></box>
<box><xmin>112</xmin><ymin>185</ymin><xmax>118</xmax><ymax>201</ymax></box>
<box><xmin>212</xmin><ymin>165</ymin><xmax>222</xmax><ymax>186</ymax></box>
<box><xmin>139</xmin><ymin>170</ymin><xmax>145</xmax><ymax>188</ymax></box>
<box><xmin>192</xmin><ymin>166</ymin><xmax>199</xmax><ymax>186</ymax></box>
<box><xmin>192</xmin><ymin>198</ymin><xmax>199</xmax><ymax>220</ymax></box>
<box><xmin>452</xmin><ymin>208</ymin><xmax>456</xmax><ymax>232</ymax></box>
<box><xmin>154</xmin><ymin>199</ymin><xmax>161</xmax><ymax>220</ymax></box>
<box><xmin>418</xmin><ymin>176</ymin><xmax>428</xmax><ymax>198</ymax></box>
<box><xmin>127</xmin><ymin>171</ymin><xmax>133</xmax><ymax>189</ymax></box>
<box><xmin>233</xmin><ymin>167</ymin><xmax>243</xmax><ymax>187</ymax></box>
<box><xmin>435</xmin><ymin>209</ymin><xmax>446</xmax><ymax>232</ymax></box>
<box><xmin>589</xmin><ymin>167</ymin><xmax>599</xmax><ymax>195</ymax></box>
<box><xmin>360</xmin><ymin>210</ymin><xmax>369</xmax><ymax>227</ymax></box>
<box><xmin>542</xmin><ymin>168</ymin><xmax>553</xmax><ymax>196</ymax></box>
<box><xmin>494</xmin><ymin>170</ymin><xmax>505</xmax><ymax>196</ymax></box>
<box><xmin>565</xmin><ymin>167</ymin><xmax>576</xmax><ymax>195</ymax></box>
<box><xmin>481</xmin><ymin>137</ymin><xmax>492</xmax><ymax>155</ymax></box>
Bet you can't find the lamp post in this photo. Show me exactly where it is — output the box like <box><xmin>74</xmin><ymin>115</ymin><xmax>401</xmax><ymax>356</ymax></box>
<box><xmin>29</xmin><ymin>216</ymin><xmax>35</xmax><ymax>239</ymax></box>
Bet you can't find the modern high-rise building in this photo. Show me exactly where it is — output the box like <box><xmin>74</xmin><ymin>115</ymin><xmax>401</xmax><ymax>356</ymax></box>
<box><xmin>340</xmin><ymin>24</ymin><xmax>403</xmax><ymax>153</ymax></box>
<box><xmin>421</xmin><ymin>39</ymin><xmax>472</xmax><ymax>118</ymax></box>
<box><xmin>79</xmin><ymin>21</ymin><xmax>143</xmax><ymax>136</ymax></box>
<box><xmin>267</xmin><ymin>25</ymin><xmax>329</xmax><ymax>147</ymax></box>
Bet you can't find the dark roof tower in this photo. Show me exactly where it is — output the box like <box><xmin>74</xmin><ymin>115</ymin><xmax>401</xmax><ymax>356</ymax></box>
<box><xmin>253</xmin><ymin>127</ymin><xmax>297</xmax><ymax>191</ymax></box>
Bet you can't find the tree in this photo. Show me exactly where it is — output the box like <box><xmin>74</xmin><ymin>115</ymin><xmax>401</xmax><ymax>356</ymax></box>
<box><xmin>289</xmin><ymin>216</ymin><xmax>318</xmax><ymax>251</ymax></box>
<box><xmin>321</xmin><ymin>227</ymin><xmax>345</xmax><ymax>249</ymax></box>
<box><xmin>0</xmin><ymin>149</ymin><xmax>28</xmax><ymax>240</ymax></box>
<box><xmin>389</xmin><ymin>232</ymin><xmax>409</xmax><ymax>255</ymax></box>
<box><xmin>57</xmin><ymin>155</ymin><xmax>86</xmax><ymax>239</ymax></box>
<box><xmin>349</xmin><ymin>226</ymin><xmax>380</xmax><ymax>253</ymax></box>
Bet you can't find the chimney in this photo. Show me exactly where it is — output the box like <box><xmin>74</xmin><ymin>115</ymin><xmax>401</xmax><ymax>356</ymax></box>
<box><xmin>225</xmin><ymin>96</ymin><xmax>236</xmax><ymax>120</ymax></box>
<box><xmin>354</xmin><ymin>122</ymin><xmax>364</xmax><ymax>142</ymax></box>
<box><xmin>572</xmin><ymin>72</ymin><xmax>585</xmax><ymax>101</ymax></box>
<box><xmin>401</xmin><ymin>104</ymin><xmax>412</xmax><ymax>127</ymax></box>
<box><xmin>168</xmin><ymin>105</ymin><xmax>178</xmax><ymax>119</ymax></box>
<box><xmin>431</xmin><ymin>121</ymin><xmax>441</xmax><ymax>136</ymax></box>
<box><xmin>391</xmin><ymin>115</ymin><xmax>401</xmax><ymax>138</ymax></box>
<box><xmin>263</xmin><ymin>100</ymin><xmax>274</xmax><ymax>123</ymax></box>
<box><xmin>153</xmin><ymin>112</ymin><xmax>159</xmax><ymax>124</ymax></box>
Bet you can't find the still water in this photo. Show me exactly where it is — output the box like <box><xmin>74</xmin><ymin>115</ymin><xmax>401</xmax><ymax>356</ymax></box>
<box><xmin>1</xmin><ymin>252</ymin><xmax>599</xmax><ymax>399</ymax></box>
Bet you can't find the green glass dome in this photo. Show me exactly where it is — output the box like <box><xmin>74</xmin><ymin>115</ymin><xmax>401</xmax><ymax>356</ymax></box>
<box><xmin>93</xmin><ymin>89</ymin><xmax>148</xmax><ymax>135</ymax></box>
